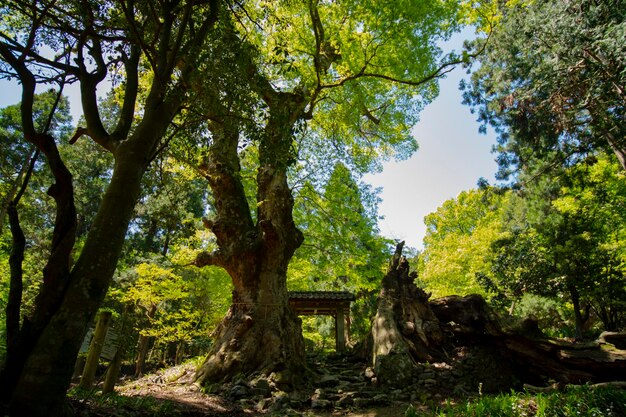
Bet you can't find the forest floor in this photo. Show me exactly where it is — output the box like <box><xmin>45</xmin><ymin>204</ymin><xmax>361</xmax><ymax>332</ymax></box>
<box><xmin>68</xmin><ymin>349</ymin><xmax>626</xmax><ymax>417</ymax></box>
<box><xmin>68</xmin><ymin>353</ymin><xmax>446</xmax><ymax>417</ymax></box>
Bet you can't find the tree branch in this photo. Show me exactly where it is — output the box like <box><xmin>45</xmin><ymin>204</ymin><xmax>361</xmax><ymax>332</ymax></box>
<box><xmin>194</xmin><ymin>250</ymin><xmax>227</xmax><ymax>268</ymax></box>
<box><xmin>111</xmin><ymin>45</ymin><xmax>141</xmax><ymax>141</ymax></box>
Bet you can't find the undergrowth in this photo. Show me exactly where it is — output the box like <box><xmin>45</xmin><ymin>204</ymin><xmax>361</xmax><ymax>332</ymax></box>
<box><xmin>70</xmin><ymin>389</ymin><xmax>184</xmax><ymax>417</ymax></box>
<box><xmin>405</xmin><ymin>385</ymin><xmax>626</xmax><ymax>417</ymax></box>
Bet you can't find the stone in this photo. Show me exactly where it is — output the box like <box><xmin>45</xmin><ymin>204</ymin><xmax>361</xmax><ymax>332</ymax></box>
<box><xmin>251</xmin><ymin>377</ymin><xmax>272</xmax><ymax>397</ymax></box>
<box><xmin>336</xmin><ymin>394</ymin><xmax>354</xmax><ymax>407</ymax></box>
<box><xmin>255</xmin><ymin>399</ymin><xmax>269</xmax><ymax>411</ymax></box>
<box><xmin>311</xmin><ymin>388</ymin><xmax>325</xmax><ymax>401</ymax></box>
<box><xmin>317</xmin><ymin>374</ymin><xmax>340</xmax><ymax>387</ymax></box>
<box><xmin>372</xmin><ymin>394</ymin><xmax>390</xmax><ymax>405</ymax></box>
<box><xmin>311</xmin><ymin>399</ymin><xmax>332</xmax><ymax>409</ymax></box>
<box><xmin>273</xmin><ymin>390</ymin><xmax>290</xmax><ymax>404</ymax></box>
<box><xmin>229</xmin><ymin>384</ymin><xmax>248</xmax><ymax>399</ymax></box>
<box><xmin>233</xmin><ymin>378</ymin><xmax>249</xmax><ymax>388</ymax></box>
<box><xmin>269</xmin><ymin>370</ymin><xmax>293</xmax><ymax>391</ymax></box>
<box><xmin>353</xmin><ymin>397</ymin><xmax>373</xmax><ymax>408</ymax></box>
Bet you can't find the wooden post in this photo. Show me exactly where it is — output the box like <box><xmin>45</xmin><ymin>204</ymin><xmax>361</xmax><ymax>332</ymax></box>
<box><xmin>80</xmin><ymin>311</ymin><xmax>112</xmax><ymax>390</ymax></box>
<box><xmin>345</xmin><ymin>307</ymin><xmax>351</xmax><ymax>346</ymax></box>
<box><xmin>102</xmin><ymin>347</ymin><xmax>123</xmax><ymax>394</ymax></box>
<box><xmin>103</xmin><ymin>303</ymin><xmax>132</xmax><ymax>394</ymax></box>
<box><xmin>336</xmin><ymin>307</ymin><xmax>345</xmax><ymax>352</ymax></box>
<box><xmin>72</xmin><ymin>355</ymin><xmax>86</xmax><ymax>382</ymax></box>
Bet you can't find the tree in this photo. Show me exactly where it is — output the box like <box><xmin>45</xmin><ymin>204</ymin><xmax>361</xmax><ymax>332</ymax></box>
<box><xmin>486</xmin><ymin>155</ymin><xmax>626</xmax><ymax>337</ymax></box>
<box><xmin>191</xmin><ymin>0</ymin><xmax>470</xmax><ymax>386</ymax></box>
<box><xmin>0</xmin><ymin>1</ymin><xmax>222</xmax><ymax>414</ymax></box>
<box><xmin>463</xmin><ymin>0</ymin><xmax>626</xmax><ymax>177</ymax></box>
<box><xmin>419</xmin><ymin>186</ymin><xmax>508</xmax><ymax>297</ymax></box>
<box><xmin>290</xmin><ymin>163</ymin><xmax>390</xmax><ymax>340</ymax></box>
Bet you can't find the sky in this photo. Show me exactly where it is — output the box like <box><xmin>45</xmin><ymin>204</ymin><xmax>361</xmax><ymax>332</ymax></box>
<box><xmin>364</xmin><ymin>60</ymin><xmax>498</xmax><ymax>249</ymax></box>
<box><xmin>0</xmin><ymin>34</ymin><xmax>498</xmax><ymax>251</ymax></box>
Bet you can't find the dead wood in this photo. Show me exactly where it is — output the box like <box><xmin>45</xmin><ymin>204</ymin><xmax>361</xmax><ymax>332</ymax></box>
<box><xmin>370</xmin><ymin>243</ymin><xmax>626</xmax><ymax>389</ymax></box>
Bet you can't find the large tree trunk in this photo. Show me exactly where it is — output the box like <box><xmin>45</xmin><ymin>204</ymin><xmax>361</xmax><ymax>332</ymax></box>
<box><xmin>194</xmin><ymin>91</ymin><xmax>307</xmax><ymax>388</ymax></box>
<box><xmin>370</xmin><ymin>244</ymin><xmax>626</xmax><ymax>390</ymax></box>
<box><xmin>371</xmin><ymin>242</ymin><xmax>444</xmax><ymax>386</ymax></box>
<box><xmin>195</xmin><ymin>267</ymin><xmax>305</xmax><ymax>386</ymax></box>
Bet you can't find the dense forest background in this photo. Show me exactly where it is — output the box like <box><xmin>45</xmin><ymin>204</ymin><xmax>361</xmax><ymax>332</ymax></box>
<box><xmin>0</xmin><ymin>0</ymin><xmax>624</xmax><ymax>415</ymax></box>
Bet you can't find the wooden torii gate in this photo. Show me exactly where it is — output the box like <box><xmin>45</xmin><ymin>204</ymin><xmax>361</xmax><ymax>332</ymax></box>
<box><xmin>288</xmin><ymin>291</ymin><xmax>356</xmax><ymax>352</ymax></box>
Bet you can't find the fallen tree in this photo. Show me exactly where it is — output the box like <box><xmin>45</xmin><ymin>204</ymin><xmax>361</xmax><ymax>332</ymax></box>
<box><xmin>371</xmin><ymin>243</ymin><xmax>626</xmax><ymax>389</ymax></box>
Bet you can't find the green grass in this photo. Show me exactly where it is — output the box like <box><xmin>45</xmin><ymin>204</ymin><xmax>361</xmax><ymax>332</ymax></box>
<box><xmin>69</xmin><ymin>388</ymin><xmax>183</xmax><ymax>416</ymax></box>
<box><xmin>406</xmin><ymin>386</ymin><xmax>626</xmax><ymax>417</ymax></box>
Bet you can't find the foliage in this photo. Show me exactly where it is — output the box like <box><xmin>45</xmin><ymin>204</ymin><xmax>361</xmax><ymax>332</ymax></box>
<box><xmin>426</xmin><ymin>385</ymin><xmax>626</xmax><ymax>417</ymax></box>
<box><xmin>290</xmin><ymin>163</ymin><xmax>389</xmax><ymax>291</ymax></box>
<box><xmin>485</xmin><ymin>154</ymin><xmax>626</xmax><ymax>335</ymax></box>
<box><xmin>463</xmin><ymin>0</ymin><xmax>626</xmax><ymax>177</ymax></box>
<box><xmin>289</xmin><ymin>163</ymin><xmax>391</xmax><ymax>343</ymax></box>
<box><xmin>419</xmin><ymin>186</ymin><xmax>509</xmax><ymax>298</ymax></box>
<box><xmin>239</xmin><ymin>0</ymin><xmax>467</xmax><ymax>172</ymax></box>
<box><xmin>108</xmin><ymin>259</ymin><xmax>231</xmax><ymax>359</ymax></box>
<box><xmin>512</xmin><ymin>294</ymin><xmax>574</xmax><ymax>338</ymax></box>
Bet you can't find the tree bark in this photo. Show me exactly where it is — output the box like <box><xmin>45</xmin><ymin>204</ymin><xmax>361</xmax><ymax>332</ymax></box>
<box><xmin>135</xmin><ymin>303</ymin><xmax>157</xmax><ymax>378</ymax></box>
<box><xmin>371</xmin><ymin>242</ymin><xmax>444</xmax><ymax>386</ymax></box>
<box><xmin>194</xmin><ymin>92</ymin><xmax>307</xmax><ymax>387</ymax></box>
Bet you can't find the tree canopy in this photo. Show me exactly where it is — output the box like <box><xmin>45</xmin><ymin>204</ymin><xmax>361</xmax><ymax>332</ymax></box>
<box><xmin>463</xmin><ymin>0</ymin><xmax>626</xmax><ymax>178</ymax></box>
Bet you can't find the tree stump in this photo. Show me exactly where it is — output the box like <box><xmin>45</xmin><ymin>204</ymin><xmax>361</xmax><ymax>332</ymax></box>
<box><xmin>370</xmin><ymin>243</ymin><xmax>626</xmax><ymax>389</ymax></box>
<box><xmin>371</xmin><ymin>242</ymin><xmax>443</xmax><ymax>386</ymax></box>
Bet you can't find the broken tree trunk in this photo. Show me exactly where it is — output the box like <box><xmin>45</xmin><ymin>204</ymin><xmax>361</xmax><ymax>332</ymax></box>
<box><xmin>370</xmin><ymin>244</ymin><xmax>626</xmax><ymax>389</ymax></box>
<box><xmin>371</xmin><ymin>242</ymin><xmax>444</xmax><ymax>386</ymax></box>
<box><xmin>430</xmin><ymin>294</ymin><xmax>626</xmax><ymax>385</ymax></box>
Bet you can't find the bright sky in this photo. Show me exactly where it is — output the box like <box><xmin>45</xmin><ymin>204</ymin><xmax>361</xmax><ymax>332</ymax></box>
<box><xmin>0</xmin><ymin>33</ymin><xmax>498</xmax><ymax>251</ymax></box>
<box><xmin>363</xmin><ymin>63</ymin><xmax>498</xmax><ymax>249</ymax></box>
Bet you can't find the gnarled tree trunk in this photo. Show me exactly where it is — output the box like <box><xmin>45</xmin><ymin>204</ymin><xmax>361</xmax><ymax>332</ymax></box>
<box><xmin>194</xmin><ymin>90</ymin><xmax>308</xmax><ymax>387</ymax></box>
<box><xmin>371</xmin><ymin>242</ymin><xmax>444</xmax><ymax>386</ymax></box>
<box><xmin>370</xmin><ymin>244</ymin><xmax>626</xmax><ymax>390</ymax></box>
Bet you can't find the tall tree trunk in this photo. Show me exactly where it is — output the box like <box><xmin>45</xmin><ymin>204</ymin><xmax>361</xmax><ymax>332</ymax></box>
<box><xmin>568</xmin><ymin>281</ymin><xmax>589</xmax><ymax>339</ymax></box>
<box><xmin>5</xmin><ymin>203</ymin><xmax>25</xmax><ymax>361</ymax></box>
<box><xmin>195</xmin><ymin>264</ymin><xmax>305</xmax><ymax>386</ymax></box>
<box><xmin>6</xmin><ymin>105</ymin><xmax>178</xmax><ymax>416</ymax></box>
<box><xmin>194</xmin><ymin>92</ymin><xmax>307</xmax><ymax>387</ymax></box>
<box><xmin>135</xmin><ymin>303</ymin><xmax>157</xmax><ymax>377</ymax></box>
